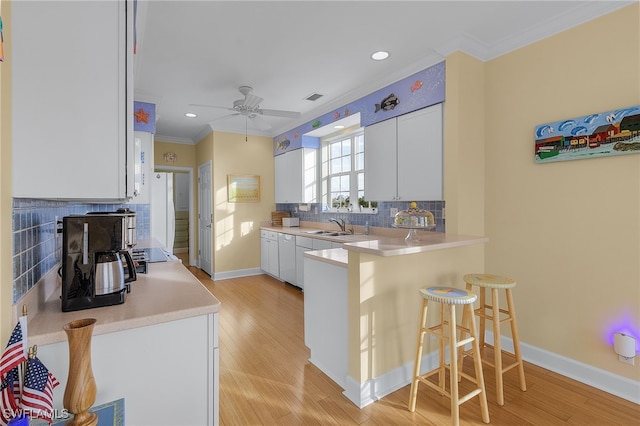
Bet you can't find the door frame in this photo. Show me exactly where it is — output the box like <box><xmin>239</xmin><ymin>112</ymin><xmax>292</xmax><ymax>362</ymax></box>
<box><xmin>154</xmin><ymin>165</ymin><xmax>196</xmax><ymax>266</ymax></box>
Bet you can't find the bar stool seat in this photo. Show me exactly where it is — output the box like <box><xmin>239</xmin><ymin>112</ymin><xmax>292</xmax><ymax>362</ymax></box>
<box><xmin>462</xmin><ymin>273</ymin><xmax>527</xmax><ymax>406</ymax></box>
<box><xmin>408</xmin><ymin>286</ymin><xmax>490</xmax><ymax>426</ymax></box>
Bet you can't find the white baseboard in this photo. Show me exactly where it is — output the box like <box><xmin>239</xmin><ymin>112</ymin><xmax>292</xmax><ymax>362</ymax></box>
<box><xmin>212</xmin><ymin>267</ymin><xmax>264</xmax><ymax>281</ymax></box>
<box><xmin>342</xmin><ymin>332</ymin><xmax>640</xmax><ymax>407</ymax></box>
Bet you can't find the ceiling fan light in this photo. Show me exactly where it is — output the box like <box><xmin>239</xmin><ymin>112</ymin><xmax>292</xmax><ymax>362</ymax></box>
<box><xmin>371</xmin><ymin>51</ymin><xmax>389</xmax><ymax>61</ymax></box>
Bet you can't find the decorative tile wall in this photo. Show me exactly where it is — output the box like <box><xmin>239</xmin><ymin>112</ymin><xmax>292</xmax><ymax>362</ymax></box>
<box><xmin>276</xmin><ymin>200</ymin><xmax>445</xmax><ymax>232</ymax></box>
<box><xmin>11</xmin><ymin>199</ymin><xmax>150</xmax><ymax>303</ymax></box>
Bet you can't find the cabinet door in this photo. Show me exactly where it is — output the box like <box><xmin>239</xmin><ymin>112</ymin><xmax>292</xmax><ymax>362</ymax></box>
<box><xmin>397</xmin><ymin>104</ymin><xmax>443</xmax><ymax>200</ymax></box>
<box><xmin>364</xmin><ymin>118</ymin><xmax>398</xmax><ymax>201</ymax></box>
<box><xmin>260</xmin><ymin>238</ymin><xmax>270</xmax><ymax>272</ymax></box>
<box><xmin>275</xmin><ymin>149</ymin><xmax>317</xmax><ymax>203</ymax></box>
<box><xmin>267</xmin><ymin>239</ymin><xmax>280</xmax><ymax>277</ymax></box>
<box><xmin>11</xmin><ymin>1</ymin><xmax>132</xmax><ymax>200</ymax></box>
<box><xmin>275</xmin><ymin>150</ymin><xmax>302</xmax><ymax>203</ymax></box>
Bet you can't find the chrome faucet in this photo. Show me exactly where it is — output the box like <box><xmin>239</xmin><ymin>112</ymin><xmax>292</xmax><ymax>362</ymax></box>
<box><xmin>329</xmin><ymin>218</ymin><xmax>346</xmax><ymax>232</ymax></box>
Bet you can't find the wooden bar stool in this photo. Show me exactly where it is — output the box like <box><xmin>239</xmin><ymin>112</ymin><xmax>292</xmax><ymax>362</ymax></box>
<box><xmin>462</xmin><ymin>273</ymin><xmax>527</xmax><ymax>406</ymax></box>
<box><xmin>408</xmin><ymin>286</ymin><xmax>490</xmax><ymax>426</ymax></box>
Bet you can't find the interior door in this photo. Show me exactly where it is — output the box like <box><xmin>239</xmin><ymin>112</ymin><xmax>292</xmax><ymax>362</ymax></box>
<box><xmin>198</xmin><ymin>161</ymin><xmax>213</xmax><ymax>275</ymax></box>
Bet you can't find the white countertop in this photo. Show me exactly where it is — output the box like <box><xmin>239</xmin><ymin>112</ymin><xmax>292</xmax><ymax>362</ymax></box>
<box><xmin>342</xmin><ymin>233</ymin><xmax>489</xmax><ymax>256</ymax></box>
<box><xmin>25</xmin><ymin>261</ymin><xmax>221</xmax><ymax>347</ymax></box>
<box><xmin>263</xmin><ymin>223</ymin><xmax>488</xmax><ymax>260</ymax></box>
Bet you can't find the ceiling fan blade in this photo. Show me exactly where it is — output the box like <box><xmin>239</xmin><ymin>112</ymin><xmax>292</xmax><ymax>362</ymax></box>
<box><xmin>258</xmin><ymin>108</ymin><xmax>301</xmax><ymax>118</ymax></box>
<box><xmin>208</xmin><ymin>113</ymin><xmax>241</xmax><ymax>124</ymax></box>
<box><xmin>189</xmin><ymin>103</ymin><xmax>236</xmax><ymax>112</ymax></box>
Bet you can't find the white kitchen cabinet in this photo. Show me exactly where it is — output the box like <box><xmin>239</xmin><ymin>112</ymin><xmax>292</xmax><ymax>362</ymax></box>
<box><xmin>365</xmin><ymin>103</ymin><xmax>443</xmax><ymax>201</ymax></box>
<box><xmin>11</xmin><ymin>0</ymin><xmax>134</xmax><ymax>200</ymax></box>
<box><xmin>275</xmin><ymin>148</ymin><xmax>318</xmax><ymax>203</ymax></box>
<box><xmin>39</xmin><ymin>313</ymin><xmax>218</xmax><ymax>425</ymax></box>
<box><xmin>260</xmin><ymin>230</ymin><xmax>280</xmax><ymax>278</ymax></box>
<box><xmin>295</xmin><ymin>236</ymin><xmax>314</xmax><ymax>289</ymax></box>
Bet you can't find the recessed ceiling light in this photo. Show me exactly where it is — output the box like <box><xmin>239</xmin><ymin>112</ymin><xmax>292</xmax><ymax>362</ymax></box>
<box><xmin>185</xmin><ymin>112</ymin><xmax>197</xmax><ymax>118</ymax></box>
<box><xmin>334</xmin><ymin>125</ymin><xmax>345</xmax><ymax>129</ymax></box>
<box><xmin>371</xmin><ymin>51</ymin><xmax>389</xmax><ymax>61</ymax></box>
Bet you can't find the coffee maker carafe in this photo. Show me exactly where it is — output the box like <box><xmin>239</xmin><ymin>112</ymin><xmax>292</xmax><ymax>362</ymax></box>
<box><xmin>61</xmin><ymin>214</ymin><xmax>137</xmax><ymax>312</ymax></box>
<box><xmin>95</xmin><ymin>250</ymin><xmax>136</xmax><ymax>295</ymax></box>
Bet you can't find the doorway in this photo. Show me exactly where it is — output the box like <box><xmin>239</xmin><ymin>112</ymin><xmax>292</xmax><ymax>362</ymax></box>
<box><xmin>154</xmin><ymin>165</ymin><xmax>196</xmax><ymax>266</ymax></box>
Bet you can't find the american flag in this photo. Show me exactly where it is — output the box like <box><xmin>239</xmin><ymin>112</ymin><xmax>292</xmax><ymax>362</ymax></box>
<box><xmin>0</xmin><ymin>317</ymin><xmax>27</xmax><ymax>378</ymax></box>
<box><xmin>0</xmin><ymin>367</ymin><xmax>20</xmax><ymax>426</ymax></box>
<box><xmin>20</xmin><ymin>357</ymin><xmax>59</xmax><ymax>425</ymax></box>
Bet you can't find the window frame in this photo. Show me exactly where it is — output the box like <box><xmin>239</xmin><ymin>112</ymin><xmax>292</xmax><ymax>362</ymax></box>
<box><xmin>320</xmin><ymin>126</ymin><xmax>365</xmax><ymax>211</ymax></box>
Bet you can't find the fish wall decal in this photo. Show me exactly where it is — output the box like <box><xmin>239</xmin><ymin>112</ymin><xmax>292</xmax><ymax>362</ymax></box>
<box><xmin>375</xmin><ymin>93</ymin><xmax>399</xmax><ymax>113</ymax></box>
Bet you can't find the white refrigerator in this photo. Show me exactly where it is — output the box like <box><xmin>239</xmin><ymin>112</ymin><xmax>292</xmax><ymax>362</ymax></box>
<box><xmin>151</xmin><ymin>172</ymin><xmax>175</xmax><ymax>253</ymax></box>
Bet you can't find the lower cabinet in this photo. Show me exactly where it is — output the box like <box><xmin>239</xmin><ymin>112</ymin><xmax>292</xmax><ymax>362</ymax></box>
<box><xmin>295</xmin><ymin>236</ymin><xmax>314</xmax><ymax>289</ymax></box>
<box><xmin>39</xmin><ymin>313</ymin><xmax>219</xmax><ymax>425</ymax></box>
<box><xmin>260</xmin><ymin>230</ymin><xmax>280</xmax><ymax>278</ymax></box>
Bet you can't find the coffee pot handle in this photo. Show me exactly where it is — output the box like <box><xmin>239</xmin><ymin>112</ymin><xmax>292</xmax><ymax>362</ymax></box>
<box><xmin>120</xmin><ymin>250</ymin><xmax>137</xmax><ymax>283</ymax></box>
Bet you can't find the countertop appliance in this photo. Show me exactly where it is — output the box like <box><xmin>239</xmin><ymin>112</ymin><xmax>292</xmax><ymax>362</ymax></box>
<box><xmin>61</xmin><ymin>214</ymin><xmax>136</xmax><ymax>312</ymax></box>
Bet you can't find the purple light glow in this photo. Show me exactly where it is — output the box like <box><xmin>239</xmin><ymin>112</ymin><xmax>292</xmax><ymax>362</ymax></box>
<box><xmin>605</xmin><ymin>312</ymin><xmax>640</xmax><ymax>352</ymax></box>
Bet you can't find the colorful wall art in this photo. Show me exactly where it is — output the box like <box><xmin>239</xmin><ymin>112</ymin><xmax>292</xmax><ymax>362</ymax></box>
<box><xmin>535</xmin><ymin>105</ymin><xmax>640</xmax><ymax>163</ymax></box>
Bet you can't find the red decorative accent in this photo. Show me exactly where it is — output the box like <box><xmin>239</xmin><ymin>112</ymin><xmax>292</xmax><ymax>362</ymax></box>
<box><xmin>134</xmin><ymin>108</ymin><xmax>150</xmax><ymax>124</ymax></box>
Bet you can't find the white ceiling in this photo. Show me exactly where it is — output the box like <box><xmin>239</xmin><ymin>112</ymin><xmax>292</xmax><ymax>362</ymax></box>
<box><xmin>133</xmin><ymin>0</ymin><xmax>634</xmax><ymax>144</ymax></box>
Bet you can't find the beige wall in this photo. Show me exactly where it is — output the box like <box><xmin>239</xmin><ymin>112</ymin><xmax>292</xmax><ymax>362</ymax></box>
<box><xmin>349</xmin><ymin>3</ymin><xmax>640</xmax><ymax>386</ymax></box>
<box><xmin>196</xmin><ymin>131</ymin><xmax>275</xmax><ymax>274</ymax></box>
<box><xmin>154</xmin><ymin>139</ymin><xmax>196</xmax><ymax>169</ymax></box>
<box><xmin>0</xmin><ymin>0</ymin><xmax>11</xmax><ymax>341</ymax></box>
<box><xmin>484</xmin><ymin>4</ymin><xmax>639</xmax><ymax>380</ymax></box>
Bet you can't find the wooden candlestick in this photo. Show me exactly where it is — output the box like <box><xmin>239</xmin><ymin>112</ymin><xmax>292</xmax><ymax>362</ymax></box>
<box><xmin>63</xmin><ymin>318</ymin><xmax>98</xmax><ymax>426</ymax></box>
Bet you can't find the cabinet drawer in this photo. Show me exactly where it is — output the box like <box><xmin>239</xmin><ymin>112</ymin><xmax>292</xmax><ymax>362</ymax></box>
<box><xmin>260</xmin><ymin>230</ymin><xmax>278</xmax><ymax>240</ymax></box>
<box><xmin>296</xmin><ymin>236</ymin><xmax>314</xmax><ymax>249</ymax></box>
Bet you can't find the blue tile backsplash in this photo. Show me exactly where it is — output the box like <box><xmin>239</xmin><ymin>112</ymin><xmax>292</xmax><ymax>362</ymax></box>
<box><xmin>276</xmin><ymin>200</ymin><xmax>445</xmax><ymax>232</ymax></box>
<box><xmin>11</xmin><ymin>199</ymin><xmax>150</xmax><ymax>303</ymax></box>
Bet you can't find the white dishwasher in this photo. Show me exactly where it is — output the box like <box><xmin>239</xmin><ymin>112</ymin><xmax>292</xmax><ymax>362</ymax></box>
<box><xmin>278</xmin><ymin>233</ymin><xmax>296</xmax><ymax>286</ymax></box>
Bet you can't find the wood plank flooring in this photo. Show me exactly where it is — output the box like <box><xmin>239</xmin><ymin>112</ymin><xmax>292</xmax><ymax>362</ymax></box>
<box><xmin>185</xmin><ymin>265</ymin><xmax>639</xmax><ymax>425</ymax></box>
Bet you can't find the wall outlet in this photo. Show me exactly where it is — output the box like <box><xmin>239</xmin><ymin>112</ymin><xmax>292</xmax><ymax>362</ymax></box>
<box><xmin>390</xmin><ymin>208</ymin><xmax>398</xmax><ymax>217</ymax></box>
<box><xmin>619</xmin><ymin>354</ymin><xmax>635</xmax><ymax>365</ymax></box>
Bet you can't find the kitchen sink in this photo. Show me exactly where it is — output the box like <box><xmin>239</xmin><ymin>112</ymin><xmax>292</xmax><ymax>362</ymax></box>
<box><xmin>304</xmin><ymin>230</ymin><xmax>351</xmax><ymax>236</ymax></box>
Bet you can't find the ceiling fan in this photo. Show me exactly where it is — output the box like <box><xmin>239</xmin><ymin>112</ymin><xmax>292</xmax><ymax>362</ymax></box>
<box><xmin>191</xmin><ymin>86</ymin><xmax>301</xmax><ymax>133</ymax></box>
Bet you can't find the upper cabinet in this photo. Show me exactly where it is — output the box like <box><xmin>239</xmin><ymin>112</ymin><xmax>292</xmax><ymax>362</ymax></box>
<box><xmin>365</xmin><ymin>104</ymin><xmax>443</xmax><ymax>201</ymax></box>
<box><xmin>275</xmin><ymin>148</ymin><xmax>318</xmax><ymax>204</ymax></box>
<box><xmin>11</xmin><ymin>0</ymin><xmax>134</xmax><ymax>200</ymax></box>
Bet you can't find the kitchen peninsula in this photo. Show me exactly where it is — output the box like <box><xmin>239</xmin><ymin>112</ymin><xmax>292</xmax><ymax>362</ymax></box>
<box><xmin>262</xmin><ymin>223</ymin><xmax>488</xmax><ymax>408</ymax></box>
<box><xmin>17</xmin><ymin>260</ymin><xmax>220</xmax><ymax>426</ymax></box>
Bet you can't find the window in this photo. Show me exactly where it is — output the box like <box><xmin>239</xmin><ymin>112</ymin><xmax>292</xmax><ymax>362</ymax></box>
<box><xmin>320</xmin><ymin>128</ymin><xmax>366</xmax><ymax>210</ymax></box>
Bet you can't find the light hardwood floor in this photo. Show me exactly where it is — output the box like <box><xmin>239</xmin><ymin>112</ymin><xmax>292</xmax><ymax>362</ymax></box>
<box><xmin>184</xmin><ymin>264</ymin><xmax>639</xmax><ymax>425</ymax></box>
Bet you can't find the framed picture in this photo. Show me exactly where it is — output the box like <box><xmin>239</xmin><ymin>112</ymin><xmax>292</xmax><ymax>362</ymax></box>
<box><xmin>535</xmin><ymin>105</ymin><xmax>640</xmax><ymax>163</ymax></box>
<box><xmin>227</xmin><ymin>174</ymin><xmax>261</xmax><ymax>202</ymax></box>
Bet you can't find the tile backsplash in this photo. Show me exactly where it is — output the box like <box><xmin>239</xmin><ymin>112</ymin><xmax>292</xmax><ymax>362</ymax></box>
<box><xmin>12</xmin><ymin>198</ymin><xmax>150</xmax><ymax>303</ymax></box>
<box><xmin>276</xmin><ymin>200</ymin><xmax>445</xmax><ymax>232</ymax></box>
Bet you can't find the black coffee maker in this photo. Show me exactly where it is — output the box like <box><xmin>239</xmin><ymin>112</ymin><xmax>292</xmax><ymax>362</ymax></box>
<box><xmin>61</xmin><ymin>214</ymin><xmax>136</xmax><ymax>312</ymax></box>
